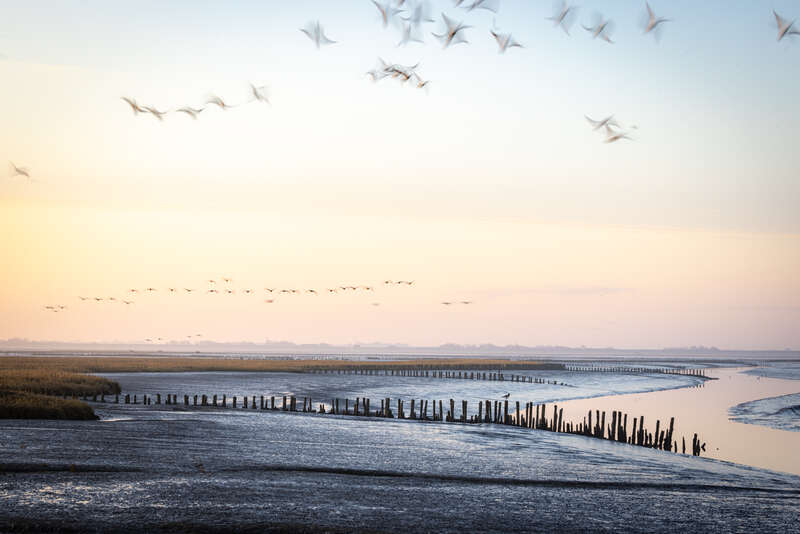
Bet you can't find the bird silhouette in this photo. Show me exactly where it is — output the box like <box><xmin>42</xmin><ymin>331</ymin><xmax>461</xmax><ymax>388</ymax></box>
<box><xmin>501</xmin><ymin>393</ymin><xmax>510</xmax><ymax>399</ymax></box>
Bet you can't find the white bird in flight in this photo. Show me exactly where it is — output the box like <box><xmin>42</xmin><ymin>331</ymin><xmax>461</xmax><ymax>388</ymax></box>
<box><xmin>585</xmin><ymin>115</ymin><xmax>620</xmax><ymax>131</ymax></box>
<box><xmin>604</xmin><ymin>124</ymin><xmax>631</xmax><ymax>144</ymax></box>
<box><xmin>142</xmin><ymin>106</ymin><xmax>168</xmax><ymax>121</ymax></box>
<box><xmin>121</xmin><ymin>96</ymin><xmax>146</xmax><ymax>115</ymax></box>
<box><xmin>206</xmin><ymin>95</ymin><xmax>236</xmax><ymax>111</ymax></box>
<box><xmin>774</xmin><ymin>10</ymin><xmax>800</xmax><ymax>41</ymax></box>
<box><xmin>490</xmin><ymin>28</ymin><xmax>523</xmax><ymax>54</ymax></box>
<box><xmin>300</xmin><ymin>20</ymin><xmax>337</xmax><ymax>49</ymax></box>
<box><xmin>432</xmin><ymin>13</ymin><xmax>471</xmax><ymax>49</ymax></box>
<box><xmin>643</xmin><ymin>2</ymin><xmax>671</xmax><ymax>36</ymax></box>
<box><xmin>249</xmin><ymin>83</ymin><xmax>270</xmax><ymax>104</ymax></box>
<box><xmin>372</xmin><ymin>1</ymin><xmax>402</xmax><ymax>28</ymax></box>
<box><xmin>583</xmin><ymin>16</ymin><xmax>615</xmax><ymax>44</ymax></box>
<box><xmin>9</xmin><ymin>162</ymin><xmax>30</xmax><ymax>179</ymax></box>
<box><xmin>464</xmin><ymin>0</ymin><xmax>499</xmax><ymax>13</ymax></box>
<box><xmin>176</xmin><ymin>106</ymin><xmax>204</xmax><ymax>120</ymax></box>
<box><xmin>547</xmin><ymin>1</ymin><xmax>577</xmax><ymax>35</ymax></box>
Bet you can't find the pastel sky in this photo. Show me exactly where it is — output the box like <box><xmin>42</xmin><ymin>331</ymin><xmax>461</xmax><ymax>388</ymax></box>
<box><xmin>1</xmin><ymin>0</ymin><xmax>798</xmax><ymax>349</ymax></box>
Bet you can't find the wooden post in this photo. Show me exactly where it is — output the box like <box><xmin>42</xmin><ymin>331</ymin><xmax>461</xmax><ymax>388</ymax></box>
<box><xmin>504</xmin><ymin>400</ymin><xmax>509</xmax><ymax>425</ymax></box>
<box><xmin>450</xmin><ymin>399</ymin><xmax>455</xmax><ymax>422</ymax></box>
<box><xmin>156</xmin><ymin>393</ymin><xmax>161</xmax><ymax>404</ymax></box>
<box><xmin>232</xmin><ymin>396</ymin><xmax>237</xmax><ymax>408</ymax></box>
<box><xmin>462</xmin><ymin>400</ymin><xmax>467</xmax><ymax>423</ymax></box>
<box><xmin>516</xmin><ymin>401</ymin><xmax>521</xmax><ymax>426</ymax></box>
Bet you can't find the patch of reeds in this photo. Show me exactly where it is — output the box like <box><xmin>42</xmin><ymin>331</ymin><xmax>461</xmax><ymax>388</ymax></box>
<box><xmin>0</xmin><ymin>369</ymin><xmax>120</xmax><ymax>419</ymax></box>
<box><xmin>0</xmin><ymin>369</ymin><xmax>120</xmax><ymax>396</ymax></box>
<box><xmin>0</xmin><ymin>356</ymin><xmax>563</xmax><ymax>374</ymax></box>
<box><xmin>0</xmin><ymin>391</ymin><xmax>97</xmax><ymax>420</ymax></box>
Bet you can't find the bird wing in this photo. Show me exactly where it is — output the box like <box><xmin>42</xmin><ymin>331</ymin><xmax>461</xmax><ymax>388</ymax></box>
<box><xmin>774</xmin><ymin>10</ymin><xmax>787</xmax><ymax>30</ymax></box>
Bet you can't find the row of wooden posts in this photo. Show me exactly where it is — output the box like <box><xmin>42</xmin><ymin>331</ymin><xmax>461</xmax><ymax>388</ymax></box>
<box><xmin>563</xmin><ymin>365</ymin><xmax>708</xmax><ymax>378</ymax></box>
<box><xmin>82</xmin><ymin>392</ymin><xmax>706</xmax><ymax>457</ymax></box>
<box><xmin>311</xmin><ymin>368</ymin><xmax>565</xmax><ymax>385</ymax></box>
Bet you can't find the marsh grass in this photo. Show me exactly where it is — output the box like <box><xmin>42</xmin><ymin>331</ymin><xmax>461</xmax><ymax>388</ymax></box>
<box><xmin>0</xmin><ymin>368</ymin><xmax>119</xmax><ymax>419</ymax></box>
<box><xmin>0</xmin><ymin>356</ymin><xmax>561</xmax><ymax>374</ymax></box>
<box><xmin>0</xmin><ymin>391</ymin><xmax>98</xmax><ymax>420</ymax></box>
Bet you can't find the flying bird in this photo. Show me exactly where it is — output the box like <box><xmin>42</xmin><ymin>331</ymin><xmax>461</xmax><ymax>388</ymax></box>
<box><xmin>547</xmin><ymin>1</ymin><xmax>577</xmax><ymax>35</ymax></box>
<box><xmin>300</xmin><ymin>20</ymin><xmax>337</xmax><ymax>49</ymax></box>
<box><xmin>501</xmin><ymin>393</ymin><xmax>510</xmax><ymax>399</ymax></box>
<box><xmin>432</xmin><ymin>13</ymin><xmax>471</xmax><ymax>48</ymax></box>
<box><xmin>583</xmin><ymin>15</ymin><xmax>615</xmax><ymax>43</ymax></box>
<box><xmin>249</xmin><ymin>83</ymin><xmax>270</xmax><ymax>104</ymax></box>
<box><xmin>372</xmin><ymin>1</ymin><xmax>402</xmax><ymax>28</ymax></box>
<box><xmin>9</xmin><ymin>162</ymin><xmax>30</xmax><ymax>179</ymax></box>
<box><xmin>184</xmin><ymin>288</ymin><xmax>194</xmax><ymax>293</ymax></box>
<box><xmin>121</xmin><ymin>96</ymin><xmax>146</xmax><ymax>115</ymax></box>
<box><xmin>642</xmin><ymin>2</ymin><xmax>671</xmax><ymax>36</ymax></box>
<box><xmin>490</xmin><ymin>27</ymin><xmax>523</xmax><ymax>53</ymax></box>
<box><xmin>264</xmin><ymin>288</ymin><xmax>275</xmax><ymax>293</ymax></box>
<box><xmin>306</xmin><ymin>289</ymin><xmax>318</xmax><ymax>295</ymax></box>
<box><xmin>222</xmin><ymin>278</ymin><xmax>232</xmax><ymax>283</ymax></box>
<box><xmin>122</xmin><ymin>300</ymin><xmax>134</xmax><ymax>305</ymax></box>
<box><xmin>206</xmin><ymin>95</ymin><xmax>235</xmax><ymax>110</ymax></box>
<box><xmin>604</xmin><ymin>124</ymin><xmax>631</xmax><ymax>143</ymax></box>
<box><xmin>464</xmin><ymin>0</ymin><xmax>499</xmax><ymax>13</ymax></box>
<box><xmin>460</xmin><ymin>301</ymin><xmax>473</xmax><ymax>305</ymax></box>
<box><xmin>243</xmin><ymin>289</ymin><xmax>254</xmax><ymax>294</ymax></box>
<box><xmin>176</xmin><ymin>106</ymin><xmax>204</xmax><ymax>120</ymax></box>
<box><xmin>93</xmin><ymin>297</ymin><xmax>103</xmax><ymax>302</ymax></box>
<box><xmin>774</xmin><ymin>10</ymin><xmax>800</xmax><ymax>41</ymax></box>
<box><xmin>142</xmin><ymin>106</ymin><xmax>168</xmax><ymax>121</ymax></box>
<box><xmin>441</xmin><ymin>301</ymin><xmax>453</xmax><ymax>306</ymax></box>
<box><xmin>78</xmin><ymin>296</ymin><xmax>89</xmax><ymax>301</ymax></box>
<box><xmin>585</xmin><ymin>115</ymin><xmax>620</xmax><ymax>131</ymax></box>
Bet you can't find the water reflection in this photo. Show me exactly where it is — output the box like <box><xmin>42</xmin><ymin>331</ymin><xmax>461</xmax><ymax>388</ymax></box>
<box><xmin>556</xmin><ymin>368</ymin><xmax>800</xmax><ymax>475</ymax></box>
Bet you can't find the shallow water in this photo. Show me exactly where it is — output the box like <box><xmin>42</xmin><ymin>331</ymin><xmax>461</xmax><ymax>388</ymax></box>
<box><xmin>556</xmin><ymin>367</ymin><xmax>800</xmax><ymax>476</ymax></box>
<box><xmin>1</xmin><ymin>363</ymin><xmax>799</xmax><ymax>532</ymax></box>
<box><xmin>730</xmin><ymin>392</ymin><xmax>800</xmax><ymax>433</ymax></box>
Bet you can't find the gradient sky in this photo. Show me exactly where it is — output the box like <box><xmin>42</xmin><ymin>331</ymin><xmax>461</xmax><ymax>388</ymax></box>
<box><xmin>1</xmin><ymin>1</ymin><xmax>798</xmax><ymax>349</ymax></box>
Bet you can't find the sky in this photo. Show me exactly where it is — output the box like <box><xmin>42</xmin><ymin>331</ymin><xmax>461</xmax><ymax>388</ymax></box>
<box><xmin>0</xmin><ymin>0</ymin><xmax>799</xmax><ymax>349</ymax></box>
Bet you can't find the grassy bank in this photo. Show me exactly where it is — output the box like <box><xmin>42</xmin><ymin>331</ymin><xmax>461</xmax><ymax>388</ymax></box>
<box><xmin>0</xmin><ymin>356</ymin><xmax>563</xmax><ymax>374</ymax></box>
<box><xmin>0</xmin><ymin>369</ymin><xmax>120</xmax><ymax>420</ymax></box>
<box><xmin>0</xmin><ymin>391</ymin><xmax>97</xmax><ymax>420</ymax></box>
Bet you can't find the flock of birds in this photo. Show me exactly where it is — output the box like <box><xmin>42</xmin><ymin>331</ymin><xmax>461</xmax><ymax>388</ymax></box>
<box><xmin>42</xmin><ymin>277</ymin><xmax>475</xmax><ymax>315</ymax></box>
<box><xmin>12</xmin><ymin>1</ymin><xmax>800</xmax><ymax>325</ymax></box>
<box><xmin>120</xmin><ymin>83</ymin><xmax>269</xmax><ymax>122</ymax></box>
<box><xmin>7</xmin><ymin>3</ymin><xmax>799</xmax><ymax>182</ymax></box>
